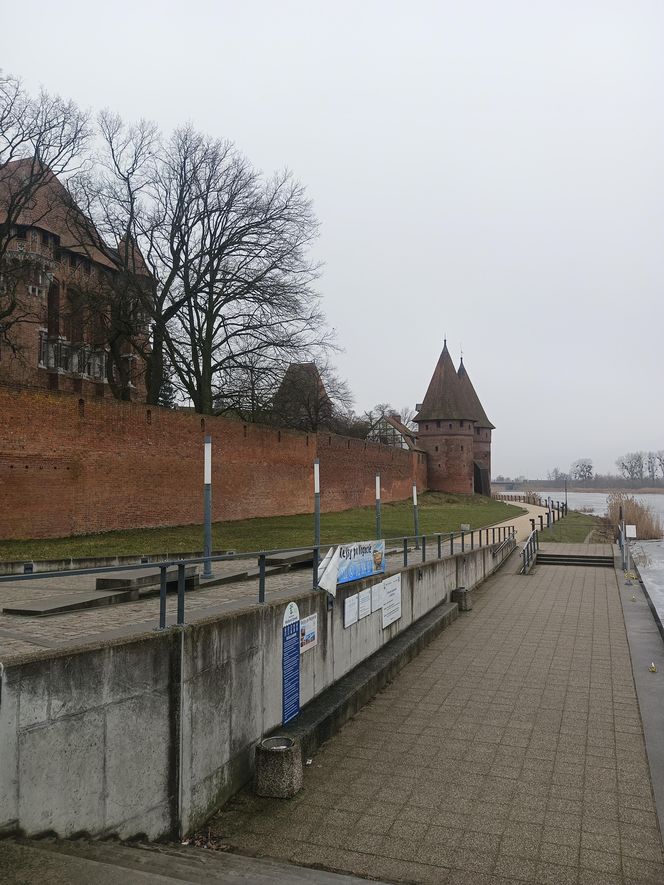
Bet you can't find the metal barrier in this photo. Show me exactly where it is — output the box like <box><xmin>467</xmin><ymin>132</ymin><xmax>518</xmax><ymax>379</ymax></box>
<box><xmin>520</xmin><ymin>530</ymin><xmax>539</xmax><ymax>574</ymax></box>
<box><xmin>0</xmin><ymin>523</ymin><xmax>518</xmax><ymax>629</ymax></box>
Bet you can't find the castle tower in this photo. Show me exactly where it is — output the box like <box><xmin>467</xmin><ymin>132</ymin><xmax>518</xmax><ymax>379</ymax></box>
<box><xmin>457</xmin><ymin>357</ymin><xmax>494</xmax><ymax>495</ymax></box>
<box><xmin>414</xmin><ymin>343</ymin><xmax>494</xmax><ymax>496</ymax></box>
<box><xmin>414</xmin><ymin>342</ymin><xmax>476</xmax><ymax>494</ymax></box>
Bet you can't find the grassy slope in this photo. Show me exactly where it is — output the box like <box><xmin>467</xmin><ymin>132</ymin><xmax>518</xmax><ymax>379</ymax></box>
<box><xmin>0</xmin><ymin>493</ymin><xmax>525</xmax><ymax>561</ymax></box>
<box><xmin>537</xmin><ymin>510</ymin><xmax>611</xmax><ymax>544</ymax></box>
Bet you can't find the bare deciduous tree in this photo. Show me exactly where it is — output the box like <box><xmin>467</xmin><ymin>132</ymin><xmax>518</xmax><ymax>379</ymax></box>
<box><xmin>76</xmin><ymin>118</ymin><xmax>332</xmax><ymax>412</ymax></box>
<box><xmin>616</xmin><ymin>452</ymin><xmax>644</xmax><ymax>482</ymax></box>
<box><xmin>569</xmin><ymin>459</ymin><xmax>593</xmax><ymax>481</ymax></box>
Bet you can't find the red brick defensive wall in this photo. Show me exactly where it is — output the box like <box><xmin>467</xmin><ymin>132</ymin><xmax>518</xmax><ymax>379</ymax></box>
<box><xmin>0</xmin><ymin>386</ymin><xmax>427</xmax><ymax>540</ymax></box>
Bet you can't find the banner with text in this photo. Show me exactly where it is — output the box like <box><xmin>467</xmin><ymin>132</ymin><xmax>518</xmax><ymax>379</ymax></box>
<box><xmin>337</xmin><ymin>540</ymin><xmax>386</xmax><ymax>585</ymax></box>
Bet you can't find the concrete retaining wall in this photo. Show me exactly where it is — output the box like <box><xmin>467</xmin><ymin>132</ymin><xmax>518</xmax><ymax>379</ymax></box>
<box><xmin>0</xmin><ymin>543</ymin><xmax>513</xmax><ymax>840</ymax></box>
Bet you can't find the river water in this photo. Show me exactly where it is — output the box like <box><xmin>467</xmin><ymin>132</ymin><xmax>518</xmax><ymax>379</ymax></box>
<box><xmin>501</xmin><ymin>490</ymin><xmax>664</xmax><ymax>522</ymax></box>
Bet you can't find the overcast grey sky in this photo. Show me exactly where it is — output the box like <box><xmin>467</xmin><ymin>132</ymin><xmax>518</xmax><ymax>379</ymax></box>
<box><xmin>3</xmin><ymin>1</ymin><xmax>663</xmax><ymax>477</ymax></box>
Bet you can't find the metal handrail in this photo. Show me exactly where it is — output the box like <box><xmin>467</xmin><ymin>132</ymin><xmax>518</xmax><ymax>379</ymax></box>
<box><xmin>0</xmin><ymin>523</ymin><xmax>518</xmax><ymax>629</ymax></box>
<box><xmin>520</xmin><ymin>530</ymin><xmax>539</xmax><ymax>574</ymax></box>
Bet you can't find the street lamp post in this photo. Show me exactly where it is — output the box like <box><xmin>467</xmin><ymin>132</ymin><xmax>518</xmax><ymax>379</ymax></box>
<box><xmin>203</xmin><ymin>435</ymin><xmax>213</xmax><ymax>578</ymax></box>
<box><xmin>413</xmin><ymin>483</ymin><xmax>420</xmax><ymax>549</ymax></box>
<box><xmin>375</xmin><ymin>473</ymin><xmax>381</xmax><ymax>539</ymax></box>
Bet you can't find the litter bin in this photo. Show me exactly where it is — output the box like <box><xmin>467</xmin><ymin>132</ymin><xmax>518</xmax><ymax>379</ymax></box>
<box><xmin>254</xmin><ymin>736</ymin><xmax>303</xmax><ymax>798</ymax></box>
<box><xmin>451</xmin><ymin>585</ymin><xmax>472</xmax><ymax>612</ymax></box>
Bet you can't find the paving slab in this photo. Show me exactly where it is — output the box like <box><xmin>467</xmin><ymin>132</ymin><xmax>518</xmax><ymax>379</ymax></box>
<box><xmin>2</xmin><ymin>588</ymin><xmax>134</xmax><ymax>616</ymax></box>
<box><xmin>212</xmin><ymin>549</ymin><xmax>664</xmax><ymax>884</ymax></box>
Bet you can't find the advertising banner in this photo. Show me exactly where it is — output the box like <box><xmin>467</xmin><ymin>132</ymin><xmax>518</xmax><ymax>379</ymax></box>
<box><xmin>337</xmin><ymin>540</ymin><xmax>386</xmax><ymax>585</ymax></box>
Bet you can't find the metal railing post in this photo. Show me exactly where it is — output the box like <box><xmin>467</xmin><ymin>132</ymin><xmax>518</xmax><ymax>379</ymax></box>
<box><xmin>159</xmin><ymin>564</ymin><xmax>167</xmax><ymax>630</ymax></box>
<box><xmin>450</xmin><ymin>532</ymin><xmax>454</xmax><ymax>555</ymax></box>
<box><xmin>258</xmin><ymin>553</ymin><xmax>266</xmax><ymax>603</ymax></box>
<box><xmin>461</xmin><ymin>532</ymin><xmax>465</xmax><ymax>552</ymax></box>
<box><xmin>422</xmin><ymin>535</ymin><xmax>426</xmax><ymax>562</ymax></box>
<box><xmin>177</xmin><ymin>561</ymin><xmax>185</xmax><ymax>626</ymax></box>
<box><xmin>470</xmin><ymin>531</ymin><xmax>474</xmax><ymax>550</ymax></box>
<box><xmin>437</xmin><ymin>533</ymin><xmax>442</xmax><ymax>559</ymax></box>
<box><xmin>403</xmin><ymin>537</ymin><xmax>408</xmax><ymax>567</ymax></box>
<box><xmin>312</xmin><ymin>545</ymin><xmax>319</xmax><ymax>592</ymax></box>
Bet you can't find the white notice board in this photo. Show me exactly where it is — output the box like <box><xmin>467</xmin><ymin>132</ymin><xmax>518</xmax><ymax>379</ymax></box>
<box><xmin>382</xmin><ymin>574</ymin><xmax>402</xmax><ymax>628</ymax></box>
<box><xmin>358</xmin><ymin>588</ymin><xmax>372</xmax><ymax>619</ymax></box>
<box><xmin>371</xmin><ymin>581</ymin><xmax>384</xmax><ymax>613</ymax></box>
<box><xmin>344</xmin><ymin>594</ymin><xmax>359</xmax><ymax>628</ymax></box>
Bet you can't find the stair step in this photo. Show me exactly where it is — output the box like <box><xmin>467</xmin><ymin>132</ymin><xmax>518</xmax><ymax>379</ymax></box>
<box><xmin>536</xmin><ymin>554</ymin><xmax>613</xmax><ymax>568</ymax></box>
<box><xmin>22</xmin><ymin>839</ymin><xmax>375</xmax><ymax>884</ymax></box>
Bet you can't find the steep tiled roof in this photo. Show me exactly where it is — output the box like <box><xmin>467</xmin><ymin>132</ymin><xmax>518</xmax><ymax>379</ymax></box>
<box><xmin>0</xmin><ymin>158</ymin><xmax>149</xmax><ymax>275</ymax></box>
<box><xmin>414</xmin><ymin>342</ymin><xmax>476</xmax><ymax>422</ymax></box>
<box><xmin>457</xmin><ymin>358</ymin><xmax>495</xmax><ymax>429</ymax></box>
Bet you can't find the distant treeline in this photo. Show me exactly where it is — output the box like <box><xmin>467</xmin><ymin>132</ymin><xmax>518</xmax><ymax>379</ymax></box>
<box><xmin>495</xmin><ymin>451</ymin><xmax>664</xmax><ymax>489</ymax></box>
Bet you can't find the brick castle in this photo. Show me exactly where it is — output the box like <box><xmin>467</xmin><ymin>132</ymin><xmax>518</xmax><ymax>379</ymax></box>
<box><xmin>0</xmin><ymin>162</ymin><xmax>494</xmax><ymax>540</ymax></box>
<box><xmin>0</xmin><ymin>343</ymin><xmax>493</xmax><ymax>541</ymax></box>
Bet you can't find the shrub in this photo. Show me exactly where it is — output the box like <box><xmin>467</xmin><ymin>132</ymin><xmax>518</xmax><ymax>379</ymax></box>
<box><xmin>606</xmin><ymin>492</ymin><xmax>663</xmax><ymax>540</ymax></box>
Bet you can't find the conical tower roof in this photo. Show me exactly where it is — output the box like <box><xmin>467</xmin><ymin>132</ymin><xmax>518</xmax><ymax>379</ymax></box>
<box><xmin>457</xmin><ymin>358</ymin><xmax>495</xmax><ymax>429</ymax></box>
<box><xmin>415</xmin><ymin>342</ymin><xmax>476</xmax><ymax>422</ymax></box>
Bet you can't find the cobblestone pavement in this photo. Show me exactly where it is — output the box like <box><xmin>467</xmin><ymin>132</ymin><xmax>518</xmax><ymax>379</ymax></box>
<box><xmin>0</xmin><ymin>507</ymin><xmax>534</xmax><ymax>662</ymax></box>
<box><xmin>213</xmin><ymin>553</ymin><xmax>664</xmax><ymax>884</ymax></box>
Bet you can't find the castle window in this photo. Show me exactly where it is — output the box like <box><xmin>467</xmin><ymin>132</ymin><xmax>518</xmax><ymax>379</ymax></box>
<box><xmin>14</xmin><ymin>226</ymin><xmax>27</xmax><ymax>240</ymax></box>
<box><xmin>435</xmin><ymin>445</ymin><xmax>438</xmax><ymax>452</ymax></box>
<box><xmin>461</xmin><ymin>445</ymin><xmax>464</xmax><ymax>451</ymax></box>
<box><xmin>41</xmin><ymin>232</ymin><xmax>50</xmax><ymax>246</ymax></box>
<box><xmin>436</xmin><ymin>421</ymin><xmax>441</xmax><ymax>428</ymax></box>
<box><xmin>449</xmin><ymin>423</ymin><xmax>452</xmax><ymax>429</ymax></box>
<box><xmin>460</xmin><ymin>421</ymin><xmax>464</xmax><ymax>428</ymax></box>
<box><xmin>476</xmin><ymin>427</ymin><xmax>480</xmax><ymax>435</ymax></box>
<box><xmin>37</xmin><ymin>331</ymin><xmax>47</xmax><ymax>367</ymax></box>
<box><xmin>69</xmin><ymin>254</ymin><xmax>77</xmax><ymax>269</ymax></box>
<box><xmin>425</xmin><ymin>424</ymin><xmax>429</xmax><ymax>431</ymax></box>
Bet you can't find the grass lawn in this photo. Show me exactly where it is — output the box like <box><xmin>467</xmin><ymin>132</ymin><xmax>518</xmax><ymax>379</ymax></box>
<box><xmin>538</xmin><ymin>510</ymin><xmax>612</xmax><ymax>544</ymax></box>
<box><xmin>0</xmin><ymin>492</ymin><xmax>525</xmax><ymax>562</ymax></box>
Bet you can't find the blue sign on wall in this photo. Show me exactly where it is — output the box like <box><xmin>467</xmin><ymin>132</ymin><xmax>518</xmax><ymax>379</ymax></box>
<box><xmin>282</xmin><ymin>601</ymin><xmax>301</xmax><ymax>725</ymax></box>
<box><xmin>337</xmin><ymin>540</ymin><xmax>386</xmax><ymax>585</ymax></box>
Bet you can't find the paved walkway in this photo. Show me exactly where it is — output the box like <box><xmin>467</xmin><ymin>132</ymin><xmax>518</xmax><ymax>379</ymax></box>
<box><xmin>0</xmin><ymin>510</ymin><xmax>541</xmax><ymax>663</ymax></box>
<box><xmin>213</xmin><ymin>550</ymin><xmax>664</xmax><ymax>884</ymax></box>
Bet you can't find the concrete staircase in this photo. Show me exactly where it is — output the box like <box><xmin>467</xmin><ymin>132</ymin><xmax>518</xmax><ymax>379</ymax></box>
<box><xmin>536</xmin><ymin>551</ymin><xmax>614</xmax><ymax>568</ymax></box>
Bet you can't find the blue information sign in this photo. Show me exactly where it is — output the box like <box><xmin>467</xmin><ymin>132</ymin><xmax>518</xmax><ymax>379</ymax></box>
<box><xmin>282</xmin><ymin>602</ymin><xmax>301</xmax><ymax>725</ymax></box>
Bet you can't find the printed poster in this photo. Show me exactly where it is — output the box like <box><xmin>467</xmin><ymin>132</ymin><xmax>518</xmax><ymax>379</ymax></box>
<box><xmin>371</xmin><ymin>581</ymin><xmax>384</xmax><ymax>613</ymax></box>
<box><xmin>358</xmin><ymin>588</ymin><xmax>372</xmax><ymax>620</ymax></box>
<box><xmin>344</xmin><ymin>594</ymin><xmax>359</xmax><ymax>628</ymax></box>
<box><xmin>382</xmin><ymin>574</ymin><xmax>402</xmax><ymax>629</ymax></box>
<box><xmin>299</xmin><ymin>613</ymin><xmax>318</xmax><ymax>653</ymax></box>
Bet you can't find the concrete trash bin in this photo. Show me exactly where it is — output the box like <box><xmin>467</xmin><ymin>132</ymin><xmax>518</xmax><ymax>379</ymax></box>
<box><xmin>254</xmin><ymin>736</ymin><xmax>303</xmax><ymax>798</ymax></box>
<box><xmin>451</xmin><ymin>586</ymin><xmax>472</xmax><ymax>612</ymax></box>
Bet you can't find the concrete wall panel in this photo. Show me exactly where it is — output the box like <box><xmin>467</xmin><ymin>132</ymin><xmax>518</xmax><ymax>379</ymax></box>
<box><xmin>0</xmin><ymin>542</ymin><xmax>515</xmax><ymax>840</ymax></box>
